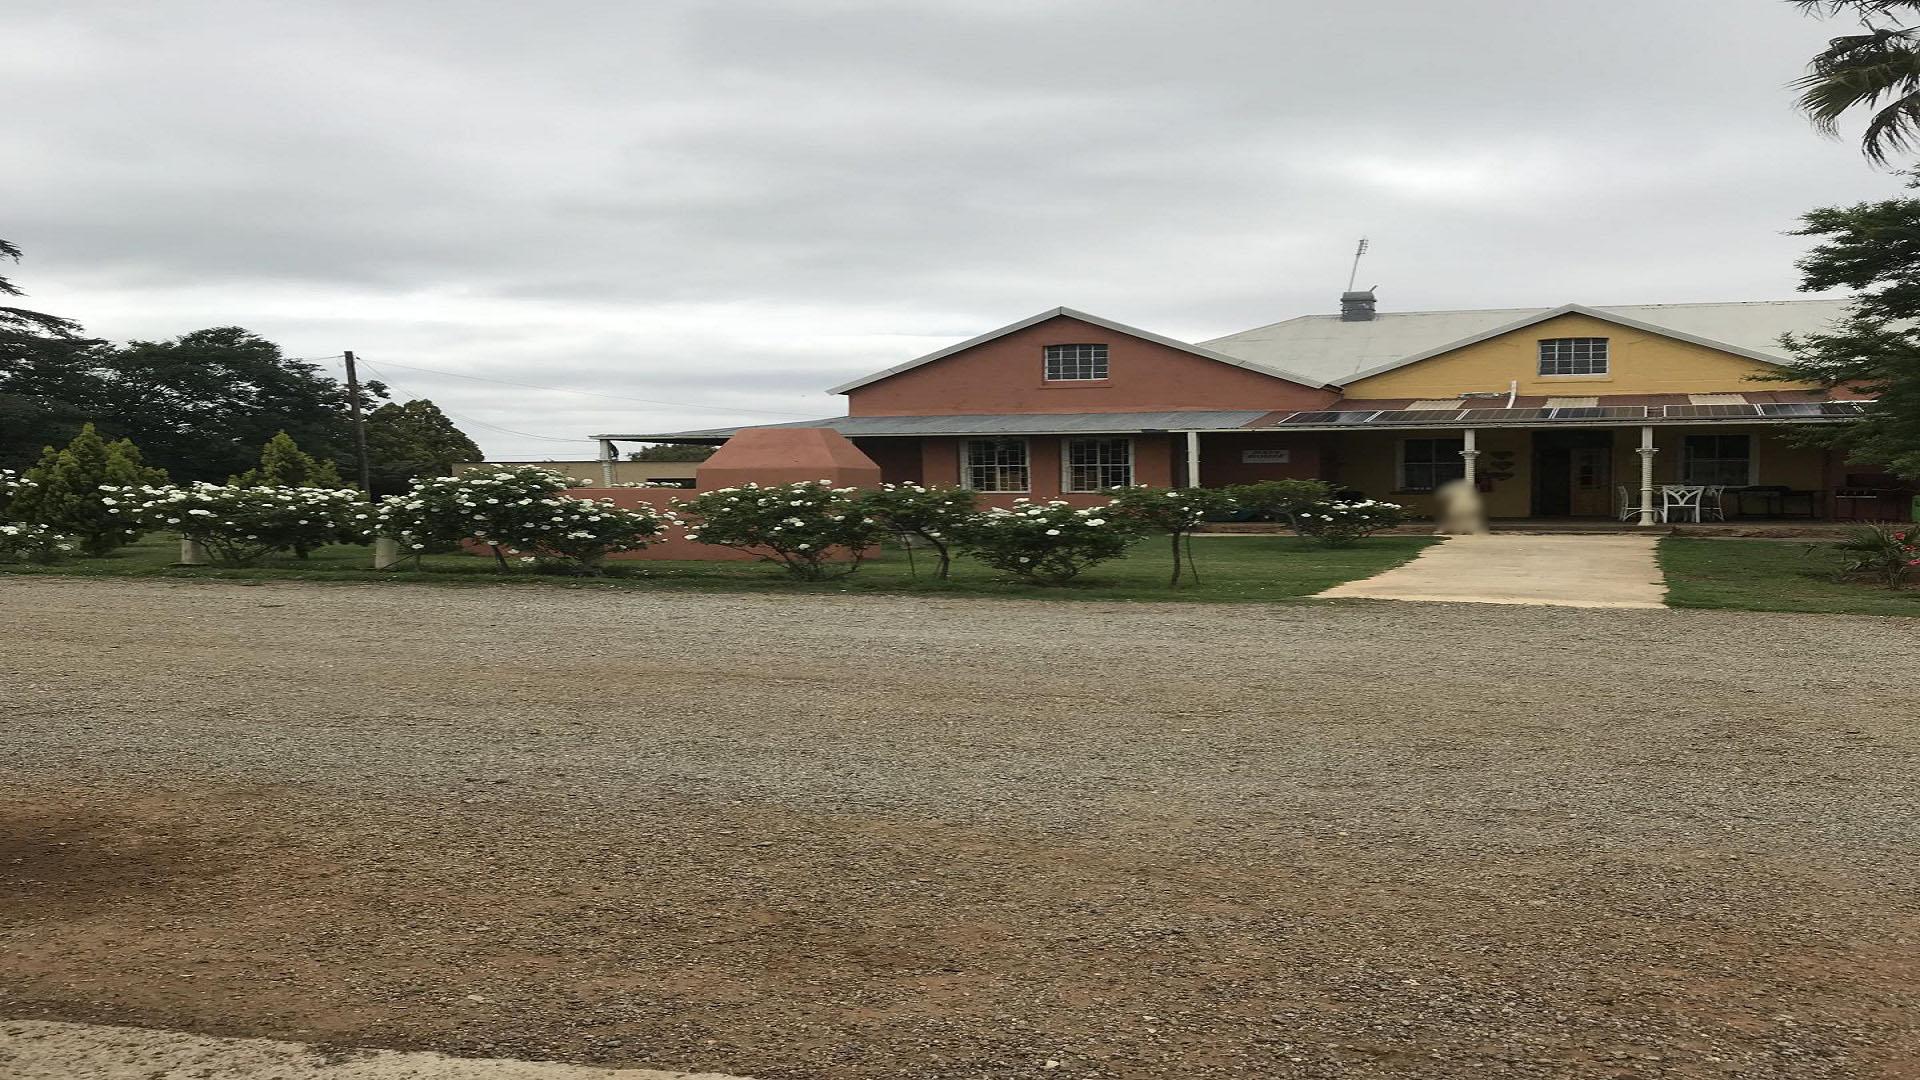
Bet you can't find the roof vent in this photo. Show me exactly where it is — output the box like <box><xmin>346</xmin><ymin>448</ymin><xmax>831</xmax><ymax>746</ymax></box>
<box><xmin>1340</xmin><ymin>288</ymin><xmax>1377</xmax><ymax>322</ymax></box>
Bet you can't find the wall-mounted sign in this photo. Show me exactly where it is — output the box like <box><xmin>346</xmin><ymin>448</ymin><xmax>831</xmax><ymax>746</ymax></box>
<box><xmin>1241</xmin><ymin>448</ymin><xmax>1292</xmax><ymax>464</ymax></box>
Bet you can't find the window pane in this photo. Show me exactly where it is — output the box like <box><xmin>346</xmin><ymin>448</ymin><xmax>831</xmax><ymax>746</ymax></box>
<box><xmin>1682</xmin><ymin>434</ymin><xmax>1751</xmax><ymax>486</ymax></box>
<box><xmin>1064</xmin><ymin>438</ymin><xmax>1131</xmax><ymax>491</ymax></box>
<box><xmin>1043</xmin><ymin>344</ymin><xmax>1109</xmax><ymax>380</ymax></box>
<box><xmin>965</xmin><ymin>438</ymin><xmax>1029</xmax><ymax>491</ymax></box>
<box><xmin>1401</xmin><ymin>438</ymin><xmax>1465</xmax><ymax>491</ymax></box>
<box><xmin>1538</xmin><ymin>337</ymin><xmax>1610</xmax><ymax>376</ymax></box>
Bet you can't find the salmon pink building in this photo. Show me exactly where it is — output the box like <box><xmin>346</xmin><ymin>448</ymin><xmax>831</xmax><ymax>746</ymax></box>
<box><xmin>602</xmin><ymin>294</ymin><xmax>1912</xmax><ymax>523</ymax></box>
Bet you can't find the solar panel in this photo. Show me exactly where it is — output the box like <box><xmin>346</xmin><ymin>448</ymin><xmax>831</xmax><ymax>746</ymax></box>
<box><xmin>1819</xmin><ymin>401</ymin><xmax>1869</xmax><ymax>416</ymax></box>
<box><xmin>1550</xmin><ymin>406</ymin><xmax>1647</xmax><ymax>420</ymax></box>
<box><xmin>1661</xmin><ymin>404</ymin><xmax>1760</xmax><ymax>418</ymax></box>
<box><xmin>1757</xmin><ymin>403</ymin><xmax>1823</xmax><ymax>418</ymax></box>
<box><xmin>1369</xmin><ymin>409</ymin><xmax>1465</xmax><ymax>423</ymax></box>
<box><xmin>1278</xmin><ymin>411</ymin><xmax>1377</xmax><ymax>425</ymax></box>
<box><xmin>1459</xmin><ymin>408</ymin><xmax>1552</xmax><ymax>423</ymax></box>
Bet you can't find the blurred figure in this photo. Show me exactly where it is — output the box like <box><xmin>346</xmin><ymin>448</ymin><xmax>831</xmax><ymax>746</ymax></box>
<box><xmin>1434</xmin><ymin>478</ymin><xmax>1488</xmax><ymax>536</ymax></box>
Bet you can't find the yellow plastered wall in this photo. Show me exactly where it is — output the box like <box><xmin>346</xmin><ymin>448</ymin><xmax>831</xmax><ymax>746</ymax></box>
<box><xmin>1343</xmin><ymin>313</ymin><xmax>1822</xmax><ymax>398</ymax></box>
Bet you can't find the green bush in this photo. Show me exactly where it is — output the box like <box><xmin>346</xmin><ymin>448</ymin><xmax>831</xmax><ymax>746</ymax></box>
<box><xmin>8</xmin><ymin>424</ymin><xmax>168</xmax><ymax>554</ymax></box>
<box><xmin>231</xmin><ymin>430</ymin><xmax>348</xmax><ymax>489</ymax></box>
<box><xmin>1291</xmin><ymin>499</ymin><xmax>1407</xmax><ymax>547</ymax></box>
<box><xmin>854</xmin><ymin>483</ymin><xmax>979</xmax><ymax>579</ymax></box>
<box><xmin>0</xmin><ymin>522</ymin><xmax>75</xmax><ymax>564</ymax></box>
<box><xmin>114</xmin><ymin>482</ymin><xmax>371</xmax><ymax>566</ymax></box>
<box><xmin>373</xmin><ymin>465</ymin><xmax>579</xmax><ymax>570</ymax></box>
<box><xmin>676</xmin><ymin>481</ymin><xmax>890</xmax><ymax>580</ymax></box>
<box><xmin>1106</xmin><ymin>485</ymin><xmax>1238</xmax><ymax>586</ymax></box>
<box><xmin>494</xmin><ymin>497</ymin><xmax>668</xmax><ymax>574</ymax></box>
<box><xmin>1823</xmin><ymin>523</ymin><xmax>1920</xmax><ymax>589</ymax></box>
<box><xmin>957</xmin><ymin>498</ymin><xmax>1143</xmax><ymax>585</ymax></box>
<box><xmin>1224</xmin><ymin>479</ymin><xmax>1334</xmax><ymax>523</ymax></box>
<box><xmin>0</xmin><ymin>468</ymin><xmax>33</xmax><ymax>521</ymax></box>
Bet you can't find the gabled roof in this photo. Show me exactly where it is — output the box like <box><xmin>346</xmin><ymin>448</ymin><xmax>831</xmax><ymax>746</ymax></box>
<box><xmin>827</xmin><ymin>306</ymin><xmax>1330</xmax><ymax>395</ymax></box>
<box><xmin>1200</xmin><ymin>298</ymin><xmax>1853</xmax><ymax>387</ymax></box>
<box><xmin>603</xmin><ymin>409</ymin><xmax>1277</xmax><ymax>442</ymax></box>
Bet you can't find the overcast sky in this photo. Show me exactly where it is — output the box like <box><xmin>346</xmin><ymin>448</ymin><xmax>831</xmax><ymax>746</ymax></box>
<box><xmin>2</xmin><ymin>0</ymin><xmax>1902</xmax><ymax>458</ymax></box>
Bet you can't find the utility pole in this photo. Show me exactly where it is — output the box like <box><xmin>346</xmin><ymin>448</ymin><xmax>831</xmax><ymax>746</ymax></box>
<box><xmin>343</xmin><ymin>350</ymin><xmax>373</xmax><ymax>493</ymax></box>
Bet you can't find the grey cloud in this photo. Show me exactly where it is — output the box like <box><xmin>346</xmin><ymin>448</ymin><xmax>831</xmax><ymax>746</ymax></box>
<box><xmin>1</xmin><ymin>0</ymin><xmax>1899</xmax><ymax>457</ymax></box>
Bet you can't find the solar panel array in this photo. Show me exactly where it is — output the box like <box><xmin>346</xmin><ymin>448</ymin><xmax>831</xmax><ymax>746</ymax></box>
<box><xmin>1261</xmin><ymin>401</ymin><xmax>1868</xmax><ymax>428</ymax></box>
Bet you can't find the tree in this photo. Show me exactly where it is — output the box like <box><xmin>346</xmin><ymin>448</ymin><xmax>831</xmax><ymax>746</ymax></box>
<box><xmin>9</xmin><ymin>424</ymin><xmax>168</xmax><ymax>554</ymax></box>
<box><xmin>1794</xmin><ymin>2</ymin><xmax>1920</xmax><ymax>165</ymax></box>
<box><xmin>364</xmin><ymin>399</ymin><xmax>482</xmax><ymax>495</ymax></box>
<box><xmin>100</xmin><ymin>327</ymin><xmax>373</xmax><ymax>484</ymax></box>
<box><xmin>627</xmin><ymin>443</ymin><xmax>714</xmax><ymax>462</ymax></box>
<box><xmin>0</xmin><ymin>239</ymin><xmax>109</xmax><ymax>469</ymax></box>
<box><xmin>1107</xmin><ymin>486</ymin><xmax>1238</xmax><ymax>587</ymax></box>
<box><xmin>232</xmin><ymin>431</ymin><xmax>346</xmax><ymax>488</ymax></box>
<box><xmin>1775</xmin><ymin>182</ymin><xmax>1920</xmax><ymax>477</ymax></box>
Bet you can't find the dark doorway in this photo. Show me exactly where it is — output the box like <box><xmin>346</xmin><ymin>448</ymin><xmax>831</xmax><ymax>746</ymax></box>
<box><xmin>1531</xmin><ymin>430</ymin><xmax>1614</xmax><ymax>517</ymax></box>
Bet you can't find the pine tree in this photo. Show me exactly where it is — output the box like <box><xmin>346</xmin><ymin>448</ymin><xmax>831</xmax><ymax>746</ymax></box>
<box><xmin>231</xmin><ymin>430</ymin><xmax>347</xmax><ymax>488</ymax></box>
<box><xmin>10</xmin><ymin>424</ymin><xmax>167</xmax><ymax>554</ymax></box>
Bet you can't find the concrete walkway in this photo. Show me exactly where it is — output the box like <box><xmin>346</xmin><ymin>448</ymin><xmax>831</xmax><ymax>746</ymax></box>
<box><xmin>1317</xmin><ymin>534</ymin><xmax>1668</xmax><ymax>609</ymax></box>
<box><xmin>0</xmin><ymin>1020</ymin><xmax>754</xmax><ymax>1080</ymax></box>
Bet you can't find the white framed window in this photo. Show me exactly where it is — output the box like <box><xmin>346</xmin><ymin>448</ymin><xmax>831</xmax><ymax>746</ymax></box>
<box><xmin>962</xmin><ymin>437</ymin><xmax>1029</xmax><ymax>491</ymax></box>
<box><xmin>1398</xmin><ymin>437</ymin><xmax>1466</xmax><ymax>492</ymax></box>
<box><xmin>1682</xmin><ymin>434</ymin><xmax>1752</xmax><ymax>486</ymax></box>
<box><xmin>1062</xmin><ymin>437</ymin><xmax>1132</xmax><ymax>492</ymax></box>
<box><xmin>1538</xmin><ymin>337</ymin><xmax>1609</xmax><ymax>376</ymax></box>
<box><xmin>1044</xmin><ymin>343</ymin><xmax>1108</xmax><ymax>381</ymax></box>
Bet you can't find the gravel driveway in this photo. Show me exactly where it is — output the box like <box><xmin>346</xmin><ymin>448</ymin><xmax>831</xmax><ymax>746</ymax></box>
<box><xmin>1</xmin><ymin>576</ymin><xmax>1917</xmax><ymax>1079</ymax></box>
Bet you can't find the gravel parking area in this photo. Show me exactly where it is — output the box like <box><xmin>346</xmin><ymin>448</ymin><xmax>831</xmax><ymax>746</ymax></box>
<box><xmin>2</xmin><ymin>576</ymin><xmax>1917</xmax><ymax>1079</ymax></box>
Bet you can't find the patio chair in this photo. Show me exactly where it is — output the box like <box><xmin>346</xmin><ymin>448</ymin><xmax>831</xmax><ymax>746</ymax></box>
<box><xmin>1661</xmin><ymin>485</ymin><xmax>1705</xmax><ymax>524</ymax></box>
<box><xmin>1615</xmin><ymin>484</ymin><xmax>1656</xmax><ymax>522</ymax></box>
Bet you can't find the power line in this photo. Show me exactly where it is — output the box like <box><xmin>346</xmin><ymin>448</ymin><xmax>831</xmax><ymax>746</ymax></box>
<box><xmin>344</xmin><ymin>355</ymin><xmax>816</xmax><ymax>417</ymax></box>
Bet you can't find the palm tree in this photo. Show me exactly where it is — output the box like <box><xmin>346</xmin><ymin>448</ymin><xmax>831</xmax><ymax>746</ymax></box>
<box><xmin>1795</xmin><ymin>2</ymin><xmax>1920</xmax><ymax>164</ymax></box>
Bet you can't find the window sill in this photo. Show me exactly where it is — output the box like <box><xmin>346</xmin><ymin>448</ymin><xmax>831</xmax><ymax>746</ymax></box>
<box><xmin>1536</xmin><ymin>374</ymin><xmax>1613</xmax><ymax>381</ymax></box>
<box><xmin>1039</xmin><ymin>380</ymin><xmax>1112</xmax><ymax>388</ymax></box>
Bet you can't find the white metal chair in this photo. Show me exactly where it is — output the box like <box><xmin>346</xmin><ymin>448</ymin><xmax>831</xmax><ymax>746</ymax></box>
<box><xmin>1660</xmin><ymin>485</ymin><xmax>1705</xmax><ymax>524</ymax></box>
<box><xmin>1615</xmin><ymin>484</ymin><xmax>1656</xmax><ymax>522</ymax></box>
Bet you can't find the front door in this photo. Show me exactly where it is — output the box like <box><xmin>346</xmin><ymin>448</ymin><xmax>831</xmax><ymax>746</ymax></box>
<box><xmin>1531</xmin><ymin>430</ymin><xmax>1614</xmax><ymax>517</ymax></box>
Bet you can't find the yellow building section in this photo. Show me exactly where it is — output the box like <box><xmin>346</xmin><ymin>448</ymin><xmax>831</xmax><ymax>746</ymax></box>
<box><xmin>1342</xmin><ymin>312</ymin><xmax>1824</xmax><ymax>398</ymax></box>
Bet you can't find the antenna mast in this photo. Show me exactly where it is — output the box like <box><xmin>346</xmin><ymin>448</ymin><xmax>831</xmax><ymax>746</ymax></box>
<box><xmin>1346</xmin><ymin>238</ymin><xmax>1370</xmax><ymax>292</ymax></box>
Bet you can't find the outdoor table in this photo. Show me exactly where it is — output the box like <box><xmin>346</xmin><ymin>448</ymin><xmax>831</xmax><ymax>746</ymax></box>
<box><xmin>1729</xmin><ymin>487</ymin><xmax>1825</xmax><ymax>519</ymax></box>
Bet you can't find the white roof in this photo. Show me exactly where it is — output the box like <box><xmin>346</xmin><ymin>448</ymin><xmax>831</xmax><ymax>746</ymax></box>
<box><xmin>829</xmin><ymin>306</ymin><xmax>1330</xmax><ymax>394</ymax></box>
<box><xmin>1200</xmin><ymin>299</ymin><xmax>1854</xmax><ymax>387</ymax></box>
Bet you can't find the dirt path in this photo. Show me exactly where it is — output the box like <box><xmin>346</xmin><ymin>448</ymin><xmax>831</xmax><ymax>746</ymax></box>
<box><xmin>1</xmin><ymin>576</ymin><xmax>1917</xmax><ymax>1079</ymax></box>
<box><xmin>1317</xmin><ymin>534</ymin><xmax>1668</xmax><ymax>608</ymax></box>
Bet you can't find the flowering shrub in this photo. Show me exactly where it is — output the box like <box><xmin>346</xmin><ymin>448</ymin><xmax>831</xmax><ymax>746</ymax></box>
<box><xmin>1224</xmin><ymin>479</ymin><xmax>1334</xmax><ymax>523</ymax></box>
<box><xmin>1290</xmin><ymin>499</ymin><xmax>1407</xmax><ymax>547</ymax></box>
<box><xmin>0</xmin><ymin>469</ymin><xmax>34</xmax><ymax>520</ymax></box>
<box><xmin>854</xmin><ymin>483</ymin><xmax>979</xmax><ymax>579</ymax></box>
<box><xmin>1106</xmin><ymin>485</ymin><xmax>1238</xmax><ymax>586</ymax></box>
<box><xmin>675</xmin><ymin>481</ymin><xmax>889</xmax><ymax>580</ymax></box>
<box><xmin>0</xmin><ymin>522</ymin><xmax>75</xmax><ymax>564</ymax></box>
<box><xmin>1825</xmin><ymin>523</ymin><xmax>1920</xmax><ymax>589</ymax></box>
<box><xmin>957</xmin><ymin>498</ymin><xmax>1142</xmax><ymax>585</ymax></box>
<box><xmin>373</xmin><ymin>466</ymin><xmax>579</xmax><ymax>569</ymax></box>
<box><xmin>109</xmin><ymin>483</ymin><xmax>370</xmax><ymax>565</ymax></box>
<box><xmin>488</xmin><ymin>497</ymin><xmax>668</xmax><ymax>573</ymax></box>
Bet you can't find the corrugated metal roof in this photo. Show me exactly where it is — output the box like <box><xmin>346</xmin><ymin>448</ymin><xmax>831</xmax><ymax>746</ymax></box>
<box><xmin>602</xmin><ymin>410</ymin><xmax>1274</xmax><ymax>441</ymax></box>
<box><xmin>1200</xmin><ymin>299</ymin><xmax>1854</xmax><ymax>386</ymax></box>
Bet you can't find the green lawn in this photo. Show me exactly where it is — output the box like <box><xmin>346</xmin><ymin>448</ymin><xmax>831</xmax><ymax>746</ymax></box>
<box><xmin>1659</xmin><ymin>536</ymin><xmax>1920</xmax><ymax>618</ymax></box>
<box><xmin>0</xmin><ymin>533</ymin><xmax>1437</xmax><ymax>605</ymax></box>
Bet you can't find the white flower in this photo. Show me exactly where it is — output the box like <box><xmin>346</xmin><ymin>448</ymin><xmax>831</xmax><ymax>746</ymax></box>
<box><xmin>1045</xmin><ymin>528</ymin><xmax>1061</xmax><ymax>536</ymax></box>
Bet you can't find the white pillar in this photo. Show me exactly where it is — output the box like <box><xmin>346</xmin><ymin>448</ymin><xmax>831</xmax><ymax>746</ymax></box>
<box><xmin>1460</xmin><ymin>428</ymin><xmax>1479</xmax><ymax>485</ymax></box>
<box><xmin>1185</xmin><ymin>430</ymin><xmax>1202</xmax><ymax>488</ymax></box>
<box><xmin>372</xmin><ymin>536</ymin><xmax>402</xmax><ymax>570</ymax></box>
<box><xmin>176</xmin><ymin>539</ymin><xmax>208</xmax><ymax>565</ymax></box>
<box><xmin>598</xmin><ymin>439</ymin><xmax>617</xmax><ymax>487</ymax></box>
<box><xmin>1636</xmin><ymin>425</ymin><xmax>1659</xmax><ymax>526</ymax></box>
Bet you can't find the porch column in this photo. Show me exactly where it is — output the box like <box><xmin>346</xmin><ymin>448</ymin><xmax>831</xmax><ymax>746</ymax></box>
<box><xmin>597</xmin><ymin>439</ymin><xmax>617</xmax><ymax>487</ymax></box>
<box><xmin>1184</xmin><ymin>430</ymin><xmax>1202</xmax><ymax>488</ymax></box>
<box><xmin>1636</xmin><ymin>425</ymin><xmax>1659</xmax><ymax>526</ymax></box>
<box><xmin>1459</xmin><ymin>428</ymin><xmax>1479</xmax><ymax>485</ymax></box>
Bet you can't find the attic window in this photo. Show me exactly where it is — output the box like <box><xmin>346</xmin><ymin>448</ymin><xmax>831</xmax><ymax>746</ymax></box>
<box><xmin>1044</xmin><ymin>344</ymin><xmax>1108</xmax><ymax>381</ymax></box>
<box><xmin>1538</xmin><ymin>337</ymin><xmax>1609</xmax><ymax>376</ymax></box>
